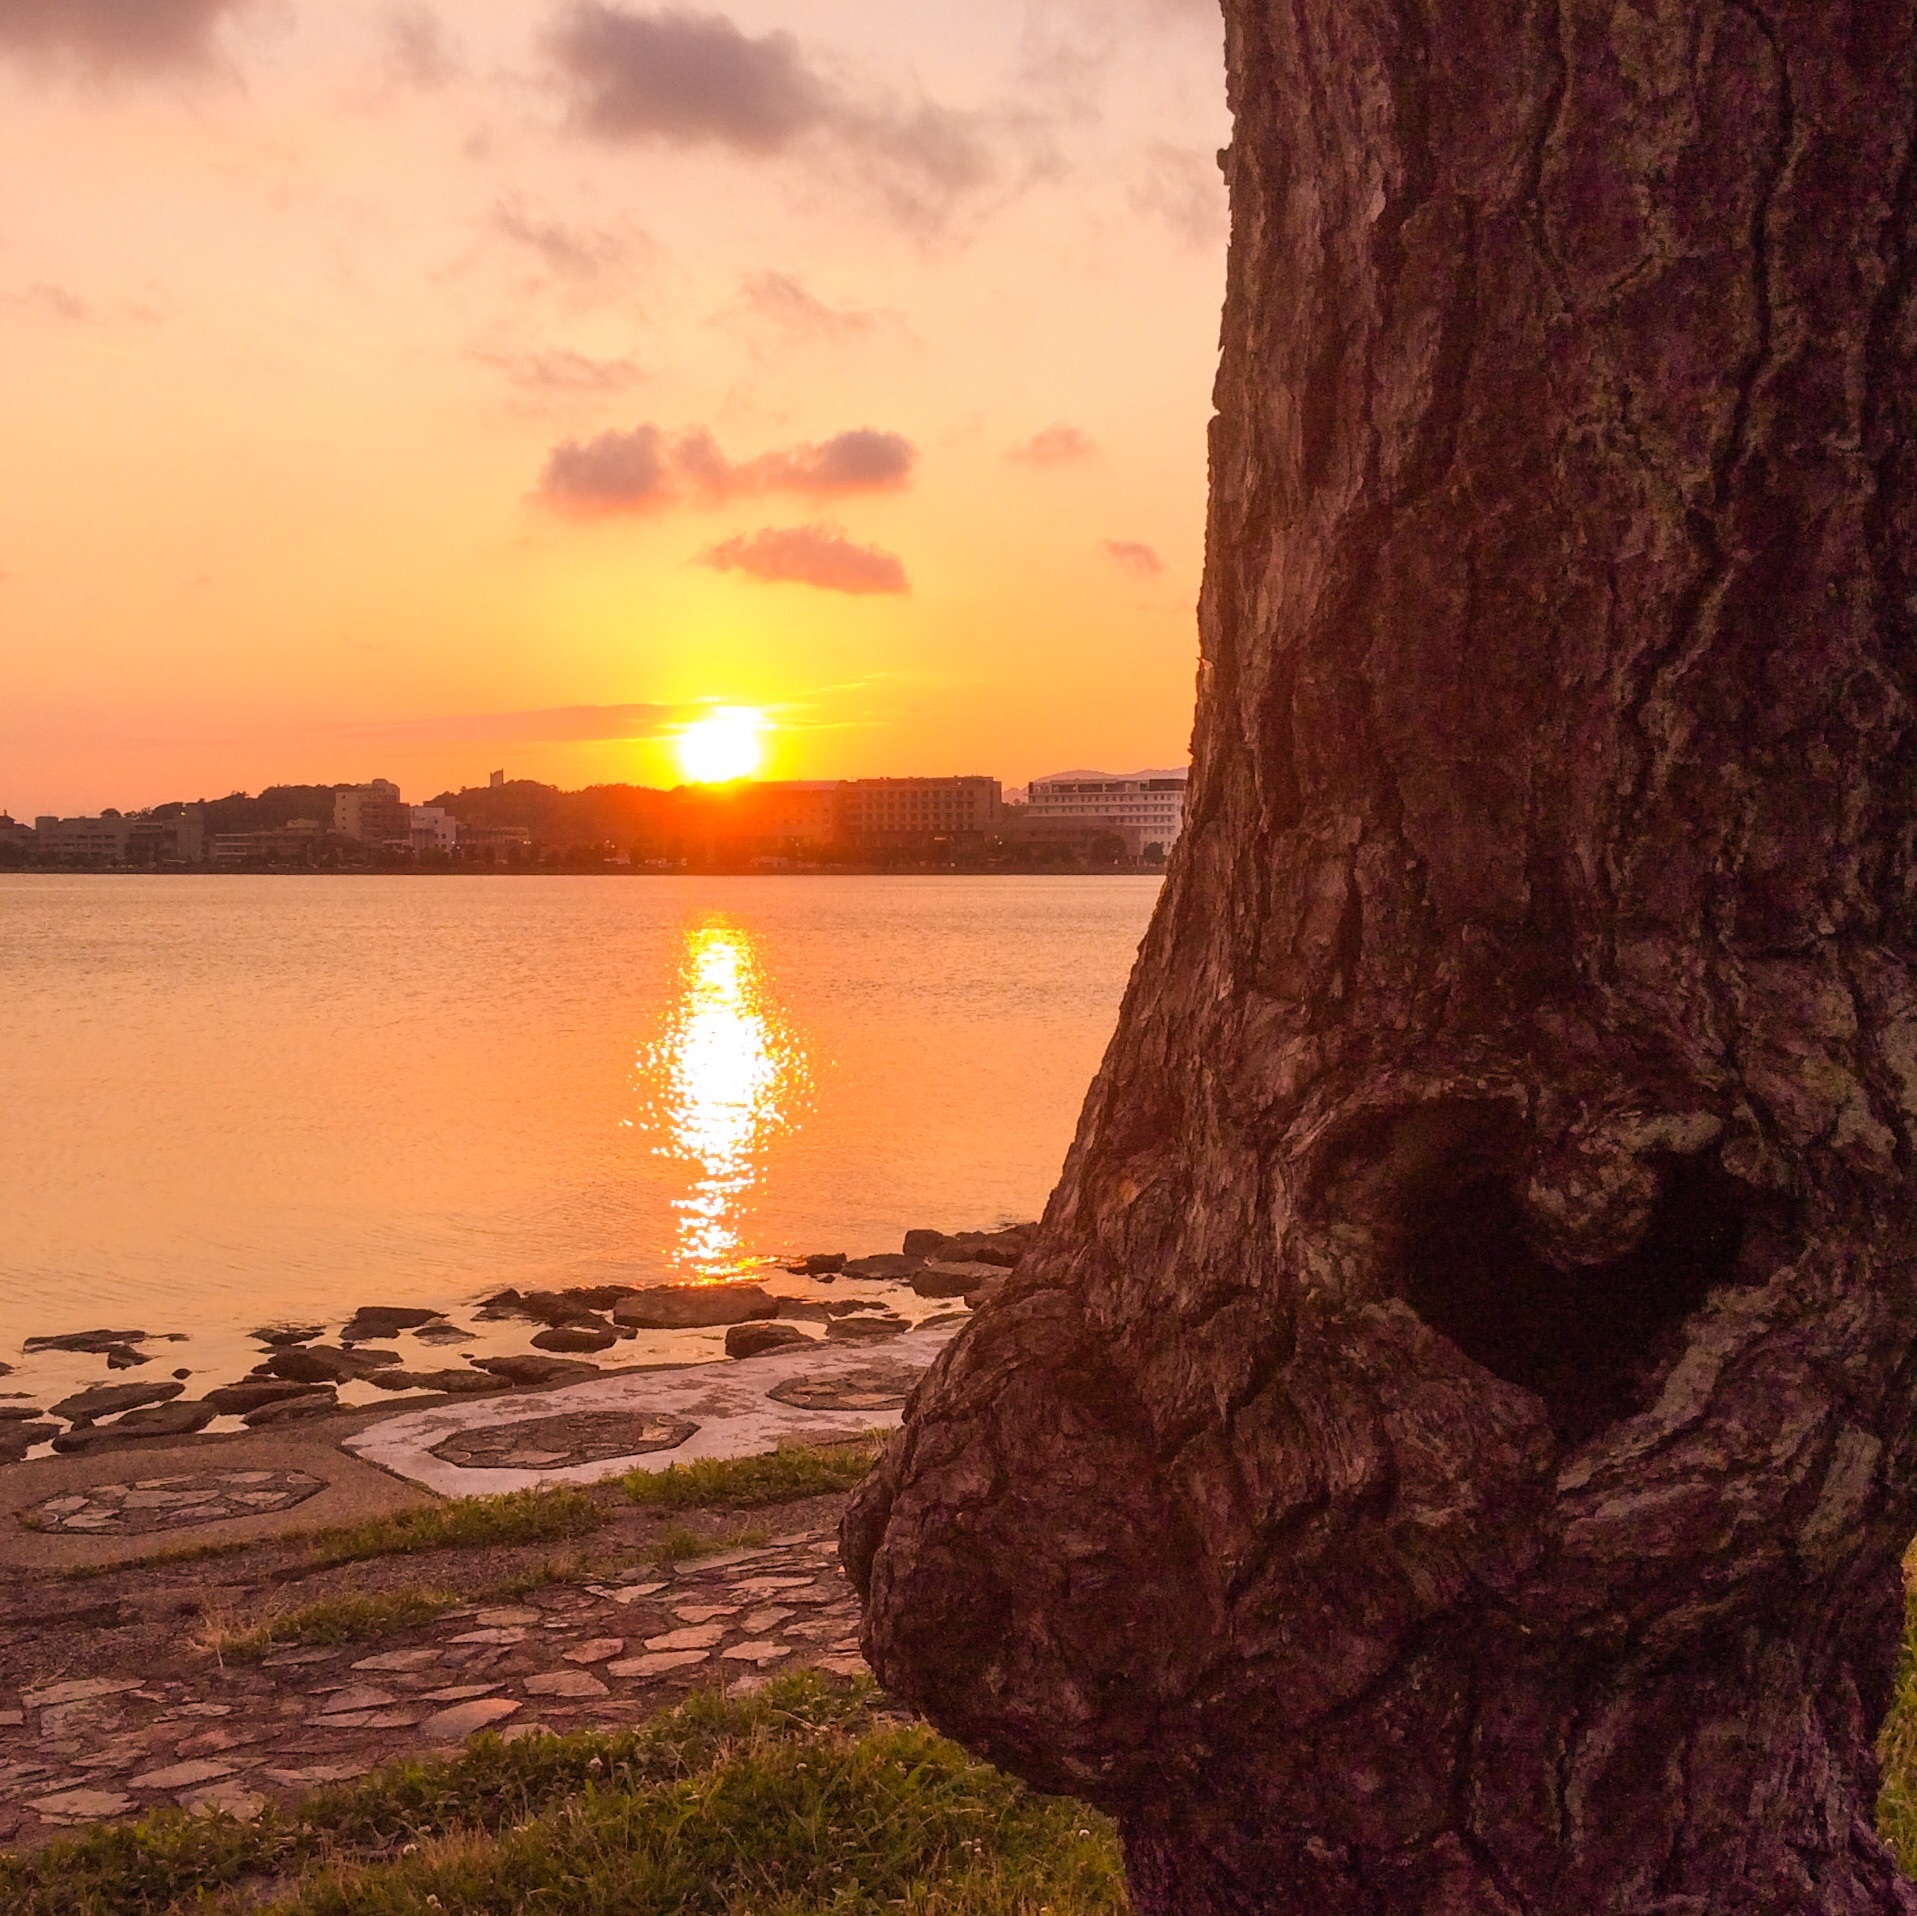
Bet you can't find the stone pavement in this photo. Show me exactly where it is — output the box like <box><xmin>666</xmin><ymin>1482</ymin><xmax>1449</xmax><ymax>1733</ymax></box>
<box><xmin>0</xmin><ymin>1523</ymin><xmax>865</xmax><ymax>1844</ymax></box>
<box><xmin>346</xmin><ymin>1324</ymin><xmax>959</xmax><ymax>1496</ymax></box>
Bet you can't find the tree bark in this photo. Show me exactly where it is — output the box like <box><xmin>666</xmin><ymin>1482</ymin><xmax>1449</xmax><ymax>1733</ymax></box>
<box><xmin>845</xmin><ymin>2</ymin><xmax>1917</xmax><ymax>1909</ymax></box>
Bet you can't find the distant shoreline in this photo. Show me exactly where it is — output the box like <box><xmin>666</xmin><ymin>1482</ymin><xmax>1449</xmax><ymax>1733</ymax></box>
<box><xmin>0</xmin><ymin>865</ymin><xmax>1168</xmax><ymax>879</ymax></box>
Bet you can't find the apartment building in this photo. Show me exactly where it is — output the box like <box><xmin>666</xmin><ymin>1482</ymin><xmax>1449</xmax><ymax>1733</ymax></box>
<box><xmin>834</xmin><ymin>777</ymin><xmax>1000</xmax><ymax>850</ymax></box>
<box><xmin>1023</xmin><ymin>768</ymin><xmax>1188</xmax><ymax>852</ymax></box>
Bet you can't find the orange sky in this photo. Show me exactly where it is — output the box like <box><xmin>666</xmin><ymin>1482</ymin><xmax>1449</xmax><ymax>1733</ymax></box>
<box><xmin>0</xmin><ymin>0</ymin><xmax>1227</xmax><ymax>814</ymax></box>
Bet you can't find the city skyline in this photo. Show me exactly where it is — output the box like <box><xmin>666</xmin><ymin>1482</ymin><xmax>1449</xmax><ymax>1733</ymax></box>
<box><xmin>0</xmin><ymin>0</ymin><xmax>1227</xmax><ymax>816</ymax></box>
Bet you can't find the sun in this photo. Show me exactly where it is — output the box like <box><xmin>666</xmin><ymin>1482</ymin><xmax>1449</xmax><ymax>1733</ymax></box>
<box><xmin>676</xmin><ymin>707</ymin><xmax>768</xmax><ymax>784</ymax></box>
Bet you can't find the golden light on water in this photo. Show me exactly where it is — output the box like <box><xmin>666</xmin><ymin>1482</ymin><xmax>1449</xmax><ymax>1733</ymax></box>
<box><xmin>675</xmin><ymin>706</ymin><xmax>768</xmax><ymax>785</ymax></box>
<box><xmin>641</xmin><ymin>917</ymin><xmax>806</xmax><ymax>1277</ymax></box>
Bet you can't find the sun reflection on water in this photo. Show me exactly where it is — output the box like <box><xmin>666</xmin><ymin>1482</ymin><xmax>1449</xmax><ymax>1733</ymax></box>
<box><xmin>639</xmin><ymin>917</ymin><xmax>807</xmax><ymax>1278</ymax></box>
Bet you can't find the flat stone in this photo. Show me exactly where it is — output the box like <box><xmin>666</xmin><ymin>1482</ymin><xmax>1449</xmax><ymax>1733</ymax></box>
<box><xmin>910</xmin><ymin>1260</ymin><xmax>1005</xmax><ymax>1299</ymax></box>
<box><xmin>730</xmin><ymin>1577</ymin><xmax>817</xmax><ymax>1596</ymax></box>
<box><xmin>767</xmin><ymin>1363</ymin><xmax>927</xmax><ymax>1411</ymax></box>
<box><xmin>181</xmin><ymin>1780</ymin><xmax>265</xmax><ymax>1818</ymax></box>
<box><xmin>28</xmin><ymin>1787</ymin><xmax>133</xmax><ymax>1820</ymax></box>
<box><xmin>475</xmin><ymin>1607</ymin><xmax>543</xmax><ymax>1626</ymax></box>
<box><xmin>265</xmin><ymin>1345</ymin><xmax>399</xmax><ymax>1385</ymax></box>
<box><xmin>312</xmin><ymin>1685</ymin><xmax>395</xmax><ymax>1712</ymax></box>
<box><xmin>838</xmin><ymin>1255</ymin><xmax>926</xmax><ymax>1282</ymax></box>
<box><xmin>524</xmin><ymin>1670</ymin><xmax>610</xmax><ymax>1699</ymax></box>
<box><xmin>788</xmin><ymin>1253</ymin><xmax>847</xmax><ymax>1275</ymax></box>
<box><xmin>532</xmin><ymin>1322</ymin><xmax>618</xmax><ymax>1353</ymax></box>
<box><xmin>563</xmin><ymin>1638</ymin><xmax>625</xmax><ymax>1665</ymax></box>
<box><xmin>720</xmin><ymin>1640</ymin><xmax>791</xmax><ymax>1665</ymax></box>
<box><xmin>420</xmin><ymin>1684</ymin><xmax>501</xmax><ymax>1702</ymax></box>
<box><xmin>48</xmin><ymin>1381</ymin><xmax>183</xmax><ymax>1424</ymax></box>
<box><xmin>815</xmin><ymin>1654</ymin><xmax>869</xmax><ymax>1678</ymax></box>
<box><xmin>265</xmin><ymin>1761</ymin><xmax>371</xmax><ymax>1785</ymax></box>
<box><xmin>449</xmin><ymin>1628</ymin><xmax>526</xmax><ymax>1646</ymax></box>
<box><xmin>341</xmin><ymin>1307</ymin><xmax>447</xmax><ymax>1339</ymax></box>
<box><xmin>243</xmin><ymin>1391</ymin><xmax>339</xmax><ymax>1425</ymax></box>
<box><xmin>468</xmin><ymin>1355</ymin><xmax>602</xmax><ymax>1386</ymax></box>
<box><xmin>824</xmin><ymin>1313</ymin><xmax>909</xmax><ymax>1343</ymax></box>
<box><xmin>412</xmin><ymin>1323</ymin><xmax>477</xmax><ymax>1345</ymax></box>
<box><xmin>606</xmin><ymin>1650</ymin><xmax>711</xmax><ymax>1678</ymax></box>
<box><xmin>611</xmin><ymin>1284</ymin><xmax>778</xmax><ymax>1330</ymax></box>
<box><xmin>25</xmin><ymin>1330</ymin><xmax>152</xmax><ymax>1355</ymax></box>
<box><xmin>725</xmin><ymin>1322</ymin><xmax>814</xmax><ymax>1360</ymax></box>
<box><xmin>24</xmin><ymin>1678</ymin><xmax>144</xmax><ymax>1710</ymax></box>
<box><xmin>203</xmin><ymin>1381</ymin><xmax>332</xmax><ymax>1415</ymax></box>
<box><xmin>131</xmin><ymin>1758</ymin><xmax>236</xmax><ymax>1789</ymax></box>
<box><xmin>673</xmin><ymin>1603</ymin><xmax>740</xmax><ymax>1623</ymax></box>
<box><xmin>0</xmin><ymin>1405</ymin><xmax>47</xmax><ymax>1421</ymax></box>
<box><xmin>250</xmin><ymin>1325</ymin><xmax>324</xmax><ymax>1348</ymax></box>
<box><xmin>430</xmin><ymin>1410</ymin><xmax>697</xmax><ymax>1471</ymax></box>
<box><xmin>740</xmin><ymin>1606</ymin><xmax>794</xmax><ymax>1632</ymax></box>
<box><xmin>351</xmin><ymin>1649</ymin><xmax>443</xmax><ymax>1672</ymax></box>
<box><xmin>368</xmin><ymin>1369</ymin><xmax>511</xmax><ymax>1395</ymax></box>
<box><xmin>364</xmin><ymin>1708</ymin><xmax>427</xmax><ymax>1728</ymax></box>
<box><xmin>418</xmin><ymin>1697</ymin><xmax>521</xmax><ymax>1740</ymax></box>
<box><xmin>643</xmin><ymin>1623</ymin><xmax>724</xmax><ymax>1652</ymax></box>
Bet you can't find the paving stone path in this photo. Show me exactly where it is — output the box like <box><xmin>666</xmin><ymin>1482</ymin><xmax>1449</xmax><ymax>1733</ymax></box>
<box><xmin>0</xmin><ymin>1527</ymin><xmax>866</xmax><ymax>1838</ymax></box>
<box><xmin>20</xmin><ymin>1470</ymin><xmax>328</xmax><ymax>1537</ymax></box>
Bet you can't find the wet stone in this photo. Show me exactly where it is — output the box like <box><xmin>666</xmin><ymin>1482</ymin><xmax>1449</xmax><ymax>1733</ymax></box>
<box><xmin>21</xmin><ymin>1469</ymin><xmax>326</xmax><ymax>1536</ymax></box>
<box><xmin>429</xmin><ymin>1409</ymin><xmax>698</xmax><ymax>1471</ymax></box>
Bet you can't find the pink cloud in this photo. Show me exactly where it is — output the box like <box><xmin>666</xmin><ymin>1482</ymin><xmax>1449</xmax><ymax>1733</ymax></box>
<box><xmin>699</xmin><ymin>523</ymin><xmax>908</xmax><ymax>594</ymax></box>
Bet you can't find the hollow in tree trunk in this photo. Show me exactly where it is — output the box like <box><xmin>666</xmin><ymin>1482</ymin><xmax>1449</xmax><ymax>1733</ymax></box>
<box><xmin>845</xmin><ymin>2</ymin><xmax>1917</xmax><ymax>1909</ymax></box>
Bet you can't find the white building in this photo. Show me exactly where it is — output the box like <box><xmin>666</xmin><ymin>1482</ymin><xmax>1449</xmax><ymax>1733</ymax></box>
<box><xmin>409</xmin><ymin>805</ymin><xmax>459</xmax><ymax>853</ymax></box>
<box><xmin>1025</xmin><ymin>768</ymin><xmax>1189</xmax><ymax>851</ymax></box>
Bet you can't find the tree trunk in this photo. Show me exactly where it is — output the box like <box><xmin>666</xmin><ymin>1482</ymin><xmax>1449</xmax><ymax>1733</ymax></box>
<box><xmin>845</xmin><ymin>2</ymin><xmax>1917</xmax><ymax>1909</ymax></box>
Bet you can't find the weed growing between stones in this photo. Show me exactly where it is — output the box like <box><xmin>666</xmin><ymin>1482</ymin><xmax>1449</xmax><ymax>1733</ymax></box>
<box><xmin>648</xmin><ymin>1524</ymin><xmax>770</xmax><ymax>1568</ymax></box>
<box><xmin>305</xmin><ymin>1487</ymin><xmax>606</xmax><ymax>1568</ymax></box>
<box><xmin>624</xmin><ymin>1438</ymin><xmax>883</xmax><ymax>1511</ymax></box>
<box><xmin>0</xmin><ymin>1673</ymin><xmax>1128</xmax><ymax>1916</ymax></box>
<box><xmin>209</xmin><ymin>1588</ymin><xmax>463</xmax><ymax>1663</ymax></box>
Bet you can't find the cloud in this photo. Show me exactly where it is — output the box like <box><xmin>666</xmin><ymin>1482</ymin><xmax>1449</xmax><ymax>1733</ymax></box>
<box><xmin>737</xmin><ymin>271</ymin><xmax>879</xmax><ymax>344</ymax></box>
<box><xmin>490</xmin><ymin>197</ymin><xmax>639</xmax><ymax>284</ymax></box>
<box><xmin>383</xmin><ymin>2</ymin><xmax>458</xmax><ymax>88</ymax></box>
<box><xmin>534</xmin><ymin>422</ymin><xmax>915</xmax><ymax>517</ymax></box>
<box><xmin>3</xmin><ymin>282</ymin><xmax>158</xmax><ymax>325</ymax></box>
<box><xmin>538</xmin><ymin>425</ymin><xmax>671</xmax><ymax>515</ymax></box>
<box><xmin>546</xmin><ymin>5</ymin><xmax>996</xmax><ymax>230</ymax></box>
<box><xmin>549</xmin><ymin>5</ymin><xmax>824</xmax><ymax>152</ymax></box>
<box><xmin>0</xmin><ymin>0</ymin><xmax>248</xmax><ymax>71</ymax></box>
<box><xmin>473</xmin><ymin>346</ymin><xmax>644</xmax><ymax>393</ymax></box>
<box><xmin>699</xmin><ymin>524</ymin><xmax>907</xmax><ymax>594</ymax></box>
<box><xmin>1103</xmin><ymin>538</ymin><xmax>1165</xmax><ymax>578</ymax></box>
<box><xmin>1009</xmin><ymin>423</ymin><xmax>1095</xmax><ymax>466</ymax></box>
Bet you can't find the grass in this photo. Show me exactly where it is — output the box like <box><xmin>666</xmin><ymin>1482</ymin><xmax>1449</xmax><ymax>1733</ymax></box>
<box><xmin>304</xmin><ymin>1486</ymin><xmax>606</xmax><ymax>1569</ymax></box>
<box><xmin>203</xmin><ymin>1587</ymin><xmax>461</xmax><ymax>1664</ymax></box>
<box><xmin>1881</xmin><ymin>1573</ymin><xmax>1917</xmax><ymax>1877</ymax></box>
<box><xmin>624</xmin><ymin>1438</ymin><xmax>882</xmax><ymax>1511</ymax></box>
<box><xmin>650</xmin><ymin>1523</ymin><xmax>770</xmax><ymax>1568</ymax></box>
<box><xmin>0</xmin><ymin>1672</ymin><xmax>1128</xmax><ymax>1916</ymax></box>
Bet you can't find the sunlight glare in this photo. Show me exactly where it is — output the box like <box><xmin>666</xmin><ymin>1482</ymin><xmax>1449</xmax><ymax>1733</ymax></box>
<box><xmin>676</xmin><ymin>707</ymin><xmax>767</xmax><ymax>784</ymax></box>
<box><xmin>638</xmin><ymin>917</ymin><xmax>807</xmax><ymax>1278</ymax></box>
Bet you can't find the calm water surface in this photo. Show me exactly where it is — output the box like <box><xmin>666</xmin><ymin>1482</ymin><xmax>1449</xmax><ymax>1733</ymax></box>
<box><xmin>0</xmin><ymin>875</ymin><xmax>1158</xmax><ymax>1385</ymax></box>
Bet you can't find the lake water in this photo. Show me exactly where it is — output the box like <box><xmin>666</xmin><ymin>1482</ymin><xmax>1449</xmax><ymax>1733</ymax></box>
<box><xmin>0</xmin><ymin>874</ymin><xmax>1158</xmax><ymax>1409</ymax></box>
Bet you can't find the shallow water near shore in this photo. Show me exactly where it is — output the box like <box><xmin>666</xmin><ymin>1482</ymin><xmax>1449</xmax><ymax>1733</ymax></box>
<box><xmin>0</xmin><ymin>873</ymin><xmax>1159</xmax><ymax>1410</ymax></box>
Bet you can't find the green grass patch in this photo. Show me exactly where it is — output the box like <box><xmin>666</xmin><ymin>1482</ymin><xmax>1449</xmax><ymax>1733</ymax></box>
<box><xmin>624</xmin><ymin>1438</ymin><xmax>881</xmax><ymax>1511</ymax></box>
<box><xmin>1880</xmin><ymin>1571</ymin><xmax>1917</xmax><ymax>1875</ymax></box>
<box><xmin>0</xmin><ymin>1672</ymin><xmax>1127</xmax><ymax>1916</ymax></box>
<box><xmin>304</xmin><ymin>1486</ymin><xmax>605</xmax><ymax>1568</ymax></box>
<box><xmin>649</xmin><ymin>1523</ymin><xmax>770</xmax><ymax>1568</ymax></box>
<box><xmin>214</xmin><ymin>1588</ymin><xmax>460</xmax><ymax>1663</ymax></box>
